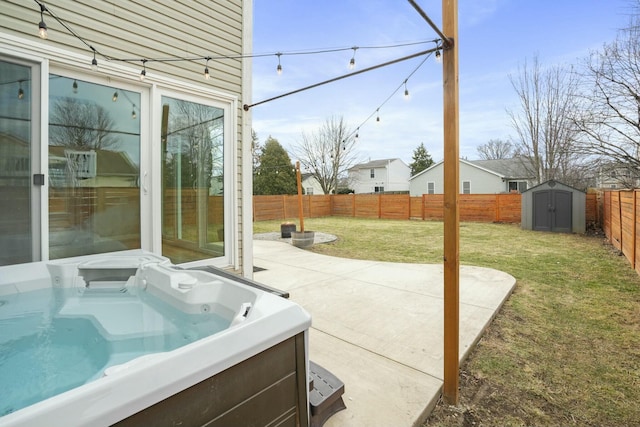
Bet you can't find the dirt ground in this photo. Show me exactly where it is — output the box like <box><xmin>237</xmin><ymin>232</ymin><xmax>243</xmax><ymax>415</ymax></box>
<box><xmin>421</xmin><ymin>356</ymin><xmax>578</xmax><ymax>427</ymax></box>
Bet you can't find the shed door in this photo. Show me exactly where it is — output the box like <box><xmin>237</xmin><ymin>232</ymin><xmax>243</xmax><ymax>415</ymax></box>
<box><xmin>533</xmin><ymin>190</ymin><xmax>572</xmax><ymax>232</ymax></box>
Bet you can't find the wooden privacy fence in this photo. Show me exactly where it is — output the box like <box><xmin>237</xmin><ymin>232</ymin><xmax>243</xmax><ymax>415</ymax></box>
<box><xmin>602</xmin><ymin>190</ymin><xmax>640</xmax><ymax>275</ymax></box>
<box><xmin>254</xmin><ymin>193</ymin><xmax>524</xmax><ymax>223</ymax></box>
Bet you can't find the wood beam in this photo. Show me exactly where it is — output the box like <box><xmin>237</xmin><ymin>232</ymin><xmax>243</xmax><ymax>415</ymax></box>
<box><xmin>442</xmin><ymin>0</ymin><xmax>460</xmax><ymax>405</ymax></box>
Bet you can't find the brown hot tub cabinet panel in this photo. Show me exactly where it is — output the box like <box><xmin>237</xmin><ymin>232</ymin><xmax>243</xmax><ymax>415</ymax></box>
<box><xmin>112</xmin><ymin>333</ymin><xmax>309</xmax><ymax>427</ymax></box>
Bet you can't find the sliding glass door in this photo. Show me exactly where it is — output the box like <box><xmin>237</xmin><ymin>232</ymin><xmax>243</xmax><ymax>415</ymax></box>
<box><xmin>161</xmin><ymin>95</ymin><xmax>225</xmax><ymax>264</ymax></box>
<box><xmin>0</xmin><ymin>59</ymin><xmax>39</xmax><ymax>265</ymax></box>
<box><xmin>48</xmin><ymin>75</ymin><xmax>141</xmax><ymax>259</ymax></box>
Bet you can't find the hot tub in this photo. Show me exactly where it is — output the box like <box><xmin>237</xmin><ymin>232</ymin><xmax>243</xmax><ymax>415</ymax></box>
<box><xmin>0</xmin><ymin>250</ymin><xmax>311</xmax><ymax>427</ymax></box>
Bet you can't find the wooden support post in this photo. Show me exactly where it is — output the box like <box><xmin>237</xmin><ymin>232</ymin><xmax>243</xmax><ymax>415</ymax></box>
<box><xmin>296</xmin><ymin>161</ymin><xmax>304</xmax><ymax>232</ymax></box>
<box><xmin>442</xmin><ymin>0</ymin><xmax>460</xmax><ymax>405</ymax></box>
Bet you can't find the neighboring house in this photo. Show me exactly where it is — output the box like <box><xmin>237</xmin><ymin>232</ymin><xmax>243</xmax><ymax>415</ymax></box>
<box><xmin>301</xmin><ymin>173</ymin><xmax>324</xmax><ymax>195</ymax></box>
<box><xmin>409</xmin><ymin>158</ymin><xmax>535</xmax><ymax>195</ymax></box>
<box><xmin>595</xmin><ymin>162</ymin><xmax>640</xmax><ymax>189</ymax></box>
<box><xmin>48</xmin><ymin>146</ymin><xmax>139</xmax><ymax>188</ymax></box>
<box><xmin>0</xmin><ymin>1</ymin><xmax>252</xmax><ymax>273</ymax></box>
<box><xmin>348</xmin><ymin>158</ymin><xmax>410</xmax><ymax>194</ymax></box>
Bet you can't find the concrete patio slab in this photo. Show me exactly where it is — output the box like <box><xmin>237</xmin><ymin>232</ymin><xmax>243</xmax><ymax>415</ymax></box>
<box><xmin>252</xmin><ymin>240</ymin><xmax>516</xmax><ymax>427</ymax></box>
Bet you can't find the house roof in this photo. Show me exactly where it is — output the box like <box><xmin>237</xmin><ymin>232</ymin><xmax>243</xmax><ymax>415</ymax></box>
<box><xmin>348</xmin><ymin>158</ymin><xmax>403</xmax><ymax>170</ymax></box>
<box><xmin>409</xmin><ymin>157</ymin><xmax>533</xmax><ymax>181</ymax></box>
<box><xmin>469</xmin><ymin>158</ymin><xmax>532</xmax><ymax>179</ymax></box>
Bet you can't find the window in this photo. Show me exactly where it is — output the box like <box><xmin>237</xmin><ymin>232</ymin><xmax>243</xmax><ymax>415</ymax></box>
<box><xmin>462</xmin><ymin>181</ymin><xmax>471</xmax><ymax>194</ymax></box>
<box><xmin>427</xmin><ymin>182</ymin><xmax>435</xmax><ymax>194</ymax></box>
<box><xmin>374</xmin><ymin>186</ymin><xmax>384</xmax><ymax>193</ymax></box>
<box><xmin>306</xmin><ymin>187</ymin><xmax>314</xmax><ymax>195</ymax></box>
<box><xmin>370</xmin><ymin>168</ymin><xmax>375</xmax><ymax>178</ymax></box>
<box><xmin>48</xmin><ymin>75</ymin><xmax>141</xmax><ymax>259</ymax></box>
<box><xmin>509</xmin><ymin>181</ymin><xmax>528</xmax><ymax>193</ymax></box>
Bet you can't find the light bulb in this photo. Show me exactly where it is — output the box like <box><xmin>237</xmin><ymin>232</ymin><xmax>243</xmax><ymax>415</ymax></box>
<box><xmin>131</xmin><ymin>106</ymin><xmax>137</xmax><ymax>119</ymax></box>
<box><xmin>38</xmin><ymin>4</ymin><xmax>48</xmax><ymax>39</ymax></box>
<box><xmin>18</xmin><ymin>87</ymin><xmax>24</xmax><ymax>100</ymax></box>
<box><xmin>276</xmin><ymin>53</ymin><xmax>282</xmax><ymax>75</ymax></box>
<box><xmin>140</xmin><ymin>68</ymin><xmax>146</xmax><ymax>81</ymax></box>
<box><xmin>91</xmin><ymin>57</ymin><xmax>98</xmax><ymax>71</ymax></box>
<box><xmin>72</xmin><ymin>80</ymin><xmax>78</xmax><ymax>94</ymax></box>
<box><xmin>38</xmin><ymin>21</ymin><xmax>48</xmax><ymax>39</ymax></box>
<box><xmin>435</xmin><ymin>50</ymin><xmax>442</xmax><ymax>63</ymax></box>
<box><xmin>349</xmin><ymin>47</ymin><xmax>358</xmax><ymax>70</ymax></box>
<box><xmin>112</xmin><ymin>91</ymin><xmax>118</xmax><ymax>102</ymax></box>
<box><xmin>204</xmin><ymin>57</ymin><xmax>211</xmax><ymax>80</ymax></box>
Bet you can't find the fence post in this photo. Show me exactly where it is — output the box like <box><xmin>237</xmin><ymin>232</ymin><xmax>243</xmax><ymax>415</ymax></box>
<box><xmin>422</xmin><ymin>194</ymin><xmax>426</xmax><ymax>220</ymax></box>
<box><xmin>378</xmin><ymin>194</ymin><xmax>382</xmax><ymax>219</ymax></box>
<box><xmin>633</xmin><ymin>190</ymin><xmax>637</xmax><ymax>270</ymax></box>
<box><xmin>619</xmin><ymin>191</ymin><xmax>623</xmax><ymax>250</ymax></box>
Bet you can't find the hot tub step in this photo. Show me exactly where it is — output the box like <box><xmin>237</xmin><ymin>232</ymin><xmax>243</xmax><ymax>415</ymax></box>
<box><xmin>309</xmin><ymin>361</ymin><xmax>346</xmax><ymax>427</ymax></box>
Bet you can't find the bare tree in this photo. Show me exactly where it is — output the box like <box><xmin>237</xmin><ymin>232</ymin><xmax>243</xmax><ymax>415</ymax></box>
<box><xmin>292</xmin><ymin>116</ymin><xmax>360</xmax><ymax>194</ymax></box>
<box><xmin>573</xmin><ymin>9</ymin><xmax>640</xmax><ymax>186</ymax></box>
<box><xmin>508</xmin><ymin>56</ymin><xmax>583</xmax><ymax>185</ymax></box>
<box><xmin>49</xmin><ymin>97</ymin><xmax>119</xmax><ymax>149</ymax></box>
<box><xmin>476</xmin><ymin>139</ymin><xmax>513</xmax><ymax>160</ymax></box>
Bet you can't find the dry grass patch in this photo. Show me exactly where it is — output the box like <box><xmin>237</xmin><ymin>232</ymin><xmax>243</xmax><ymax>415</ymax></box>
<box><xmin>254</xmin><ymin>218</ymin><xmax>640</xmax><ymax>426</ymax></box>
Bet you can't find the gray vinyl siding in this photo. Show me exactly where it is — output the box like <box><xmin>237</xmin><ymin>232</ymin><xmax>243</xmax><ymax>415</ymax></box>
<box><xmin>1</xmin><ymin>0</ymin><xmax>243</xmax><ymax>95</ymax></box>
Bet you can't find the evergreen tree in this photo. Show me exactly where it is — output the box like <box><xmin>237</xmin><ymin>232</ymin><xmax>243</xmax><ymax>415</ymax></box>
<box><xmin>253</xmin><ymin>136</ymin><xmax>297</xmax><ymax>195</ymax></box>
<box><xmin>409</xmin><ymin>142</ymin><xmax>434</xmax><ymax>176</ymax></box>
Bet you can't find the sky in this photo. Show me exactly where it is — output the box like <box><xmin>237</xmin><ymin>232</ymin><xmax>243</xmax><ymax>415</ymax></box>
<box><xmin>250</xmin><ymin>0</ymin><xmax>634</xmax><ymax>167</ymax></box>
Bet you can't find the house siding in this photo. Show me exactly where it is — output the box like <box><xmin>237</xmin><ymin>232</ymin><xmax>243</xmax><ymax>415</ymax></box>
<box><xmin>349</xmin><ymin>159</ymin><xmax>410</xmax><ymax>194</ymax></box>
<box><xmin>1</xmin><ymin>0</ymin><xmax>249</xmax><ymax>270</ymax></box>
<box><xmin>2</xmin><ymin>1</ymin><xmax>242</xmax><ymax>93</ymax></box>
<box><xmin>410</xmin><ymin>161</ymin><xmax>506</xmax><ymax>195</ymax></box>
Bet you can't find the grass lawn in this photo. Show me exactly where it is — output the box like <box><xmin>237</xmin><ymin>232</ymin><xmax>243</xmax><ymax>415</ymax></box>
<box><xmin>254</xmin><ymin>217</ymin><xmax>640</xmax><ymax>426</ymax></box>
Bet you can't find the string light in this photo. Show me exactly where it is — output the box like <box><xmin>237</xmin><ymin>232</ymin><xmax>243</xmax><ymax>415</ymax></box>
<box><xmin>435</xmin><ymin>49</ymin><xmax>442</xmax><ymax>63</ymax></box>
<box><xmin>38</xmin><ymin>3</ymin><xmax>48</xmax><ymax>39</ymax></box>
<box><xmin>32</xmin><ymin>1</ymin><xmax>440</xmax><ymax>84</ymax></box>
<box><xmin>404</xmin><ymin>80</ymin><xmax>410</xmax><ymax>100</ymax></box>
<box><xmin>140</xmin><ymin>59</ymin><xmax>147</xmax><ymax>81</ymax></box>
<box><xmin>343</xmin><ymin>50</ymin><xmax>435</xmax><ymax>142</ymax></box>
<box><xmin>18</xmin><ymin>81</ymin><xmax>24</xmax><ymax>99</ymax></box>
<box><xmin>131</xmin><ymin>104</ymin><xmax>137</xmax><ymax>119</ymax></box>
<box><xmin>91</xmin><ymin>49</ymin><xmax>98</xmax><ymax>70</ymax></box>
<box><xmin>112</xmin><ymin>91</ymin><xmax>118</xmax><ymax>101</ymax></box>
<box><xmin>349</xmin><ymin>47</ymin><xmax>358</xmax><ymax>70</ymax></box>
<box><xmin>72</xmin><ymin>79</ymin><xmax>78</xmax><ymax>93</ymax></box>
<box><xmin>204</xmin><ymin>57</ymin><xmax>211</xmax><ymax>80</ymax></box>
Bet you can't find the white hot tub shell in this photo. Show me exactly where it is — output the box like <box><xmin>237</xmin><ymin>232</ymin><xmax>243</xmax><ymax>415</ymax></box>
<box><xmin>0</xmin><ymin>250</ymin><xmax>312</xmax><ymax>427</ymax></box>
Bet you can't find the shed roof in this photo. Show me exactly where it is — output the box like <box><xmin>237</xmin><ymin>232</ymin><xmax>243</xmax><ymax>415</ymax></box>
<box><xmin>521</xmin><ymin>179</ymin><xmax>586</xmax><ymax>194</ymax></box>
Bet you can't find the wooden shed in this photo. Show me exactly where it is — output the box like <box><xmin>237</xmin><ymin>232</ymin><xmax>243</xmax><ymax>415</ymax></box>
<box><xmin>521</xmin><ymin>180</ymin><xmax>586</xmax><ymax>233</ymax></box>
